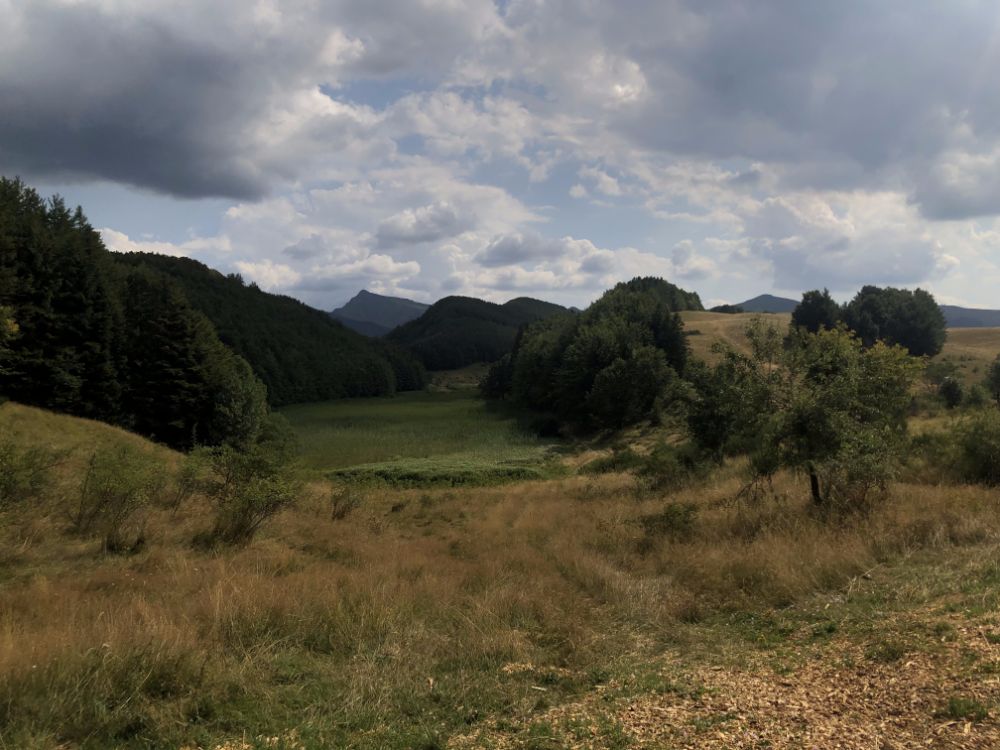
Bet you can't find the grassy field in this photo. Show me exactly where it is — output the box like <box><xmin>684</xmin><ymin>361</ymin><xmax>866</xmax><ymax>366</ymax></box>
<box><xmin>681</xmin><ymin>311</ymin><xmax>1000</xmax><ymax>384</ymax></box>
<box><xmin>936</xmin><ymin>326</ymin><xmax>1000</xmax><ymax>386</ymax></box>
<box><xmin>4</xmin><ymin>397</ymin><xmax>1000</xmax><ymax>748</ymax></box>
<box><xmin>5</xmin><ymin>322</ymin><xmax>1000</xmax><ymax>748</ymax></box>
<box><xmin>280</xmin><ymin>390</ymin><xmax>560</xmax><ymax>485</ymax></box>
<box><xmin>680</xmin><ymin>310</ymin><xmax>791</xmax><ymax>362</ymax></box>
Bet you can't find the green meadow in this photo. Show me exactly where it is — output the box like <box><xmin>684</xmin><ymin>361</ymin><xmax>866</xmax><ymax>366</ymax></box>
<box><xmin>280</xmin><ymin>390</ymin><xmax>561</xmax><ymax>485</ymax></box>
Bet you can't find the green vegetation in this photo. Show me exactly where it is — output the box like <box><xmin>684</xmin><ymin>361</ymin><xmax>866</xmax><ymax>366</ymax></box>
<box><xmin>484</xmin><ymin>277</ymin><xmax>697</xmax><ymax>431</ymax></box>
<box><xmin>790</xmin><ymin>284</ymin><xmax>947</xmax><ymax>356</ymax></box>
<box><xmin>198</xmin><ymin>415</ymin><xmax>303</xmax><ymax>546</ymax></box>
<box><xmin>689</xmin><ymin>321</ymin><xmax>920</xmax><ymax>509</ymax></box>
<box><xmin>281</xmin><ymin>390</ymin><xmax>559</xmax><ymax>485</ymax></box>
<box><xmin>72</xmin><ymin>445</ymin><xmax>163</xmax><ymax>553</ymax></box>
<box><xmin>115</xmin><ymin>253</ymin><xmax>428</xmax><ymax>405</ymax></box>
<box><xmin>790</xmin><ymin>287</ymin><xmax>839</xmax><ymax>333</ymax></box>
<box><xmin>0</xmin><ymin>178</ymin><xmax>266</xmax><ymax>449</ymax></box>
<box><xmin>387</xmin><ymin>295</ymin><xmax>568</xmax><ymax>370</ymax></box>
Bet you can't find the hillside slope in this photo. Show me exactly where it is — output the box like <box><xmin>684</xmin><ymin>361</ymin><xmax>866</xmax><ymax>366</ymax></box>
<box><xmin>387</xmin><ymin>295</ymin><xmax>569</xmax><ymax>370</ymax></box>
<box><xmin>0</xmin><ymin>400</ymin><xmax>178</xmax><ymax>470</ymax></box>
<box><xmin>735</xmin><ymin>294</ymin><xmax>798</xmax><ymax>313</ymax></box>
<box><xmin>113</xmin><ymin>253</ymin><xmax>427</xmax><ymax>405</ymax></box>
<box><xmin>330</xmin><ymin>289</ymin><xmax>429</xmax><ymax>335</ymax></box>
<box><xmin>940</xmin><ymin>304</ymin><xmax>1000</xmax><ymax>328</ymax></box>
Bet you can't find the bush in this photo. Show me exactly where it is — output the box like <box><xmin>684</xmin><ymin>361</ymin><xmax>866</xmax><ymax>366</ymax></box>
<box><xmin>160</xmin><ymin>451</ymin><xmax>208</xmax><ymax>514</ymax></box>
<box><xmin>966</xmin><ymin>384</ymin><xmax>989</xmax><ymax>409</ymax></box>
<box><xmin>938</xmin><ymin>378</ymin><xmax>964</xmax><ymax>409</ymax></box>
<box><xmin>199</xmin><ymin>416</ymin><xmax>301</xmax><ymax>546</ymax></box>
<box><xmin>580</xmin><ymin>448</ymin><xmax>645</xmax><ymax>475</ymax></box>
<box><xmin>330</xmin><ymin>484</ymin><xmax>363</xmax><ymax>520</ymax></box>
<box><xmin>638</xmin><ymin>502</ymin><xmax>698</xmax><ymax>540</ymax></box>
<box><xmin>72</xmin><ymin>446</ymin><xmax>163</xmax><ymax>552</ymax></box>
<box><xmin>638</xmin><ymin>442</ymin><xmax>712</xmax><ymax>491</ymax></box>
<box><xmin>956</xmin><ymin>410</ymin><xmax>1000</xmax><ymax>486</ymax></box>
<box><xmin>0</xmin><ymin>439</ymin><xmax>65</xmax><ymax>508</ymax></box>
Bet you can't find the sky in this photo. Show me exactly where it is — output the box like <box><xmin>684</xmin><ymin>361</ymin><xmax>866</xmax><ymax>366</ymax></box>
<box><xmin>3</xmin><ymin>1</ymin><xmax>1000</xmax><ymax>310</ymax></box>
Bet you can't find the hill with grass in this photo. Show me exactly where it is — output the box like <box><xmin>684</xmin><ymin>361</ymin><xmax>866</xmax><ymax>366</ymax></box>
<box><xmin>386</xmin><ymin>295</ymin><xmax>569</xmax><ymax>370</ymax></box>
<box><xmin>330</xmin><ymin>289</ymin><xmax>429</xmax><ymax>336</ymax></box>
<box><xmin>113</xmin><ymin>253</ymin><xmax>427</xmax><ymax>405</ymax></box>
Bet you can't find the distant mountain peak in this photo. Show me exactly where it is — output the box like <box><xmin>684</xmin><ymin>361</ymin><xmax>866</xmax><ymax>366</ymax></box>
<box><xmin>734</xmin><ymin>294</ymin><xmax>798</xmax><ymax>313</ymax></box>
<box><xmin>330</xmin><ymin>289</ymin><xmax>429</xmax><ymax>336</ymax></box>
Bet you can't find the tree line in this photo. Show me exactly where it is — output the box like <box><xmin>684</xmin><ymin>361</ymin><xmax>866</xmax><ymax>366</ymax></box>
<box><xmin>791</xmin><ymin>286</ymin><xmax>946</xmax><ymax>356</ymax></box>
<box><xmin>0</xmin><ymin>178</ymin><xmax>268</xmax><ymax>449</ymax></box>
<box><xmin>0</xmin><ymin>177</ymin><xmax>426</xmax><ymax>450</ymax></box>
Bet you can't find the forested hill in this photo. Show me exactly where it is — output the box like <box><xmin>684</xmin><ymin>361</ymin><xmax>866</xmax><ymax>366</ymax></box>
<box><xmin>0</xmin><ymin>178</ymin><xmax>267</xmax><ymax>449</ymax></box>
<box><xmin>481</xmin><ymin>276</ymin><xmax>698</xmax><ymax>430</ymax></box>
<box><xmin>386</xmin><ymin>295</ymin><xmax>568</xmax><ymax>370</ymax></box>
<box><xmin>113</xmin><ymin>253</ymin><xmax>427</xmax><ymax>405</ymax></box>
<box><xmin>330</xmin><ymin>289</ymin><xmax>429</xmax><ymax>336</ymax></box>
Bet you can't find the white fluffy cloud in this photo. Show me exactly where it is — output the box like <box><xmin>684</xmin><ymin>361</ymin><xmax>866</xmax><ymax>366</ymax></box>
<box><xmin>9</xmin><ymin>0</ymin><xmax>1000</xmax><ymax>307</ymax></box>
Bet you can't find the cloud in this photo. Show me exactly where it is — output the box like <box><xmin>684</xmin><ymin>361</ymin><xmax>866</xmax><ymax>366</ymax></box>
<box><xmin>376</xmin><ymin>202</ymin><xmax>473</xmax><ymax>247</ymax></box>
<box><xmin>99</xmin><ymin>227</ymin><xmax>231</xmax><ymax>258</ymax></box>
<box><xmin>477</xmin><ymin>233</ymin><xmax>571</xmax><ymax>267</ymax></box>
<box><xmin>11</xmin><ymin>0</ymin><xmax>1000</xmax><ymax>308</ymax></box>
<box><xmin>233</xmin><ymin>259</ymin><xmax>302</xmax><ymax>290</ymax></box>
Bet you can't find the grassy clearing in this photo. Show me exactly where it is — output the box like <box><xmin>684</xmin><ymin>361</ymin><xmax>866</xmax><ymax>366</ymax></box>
<box><xmin>679</xmin><ymin>311</ymin><xmax>790</xmax><ymax>363</ymax></box>
<box><xmin>280</xmin><ymin>390</ymin><xmax>560</xmax><ymax>485</ymax></box>
<box><xmin>3</xmin><ymin>399</ymin><xmax>1000</xmax><ymax>747</ymax></box>
<box><xmin>935</xmin><ymin>326</ymin><xmax>1000</xmax><ymax>386</ymax></box>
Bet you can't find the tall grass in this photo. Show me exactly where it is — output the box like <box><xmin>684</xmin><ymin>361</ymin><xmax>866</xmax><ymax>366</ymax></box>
<box><xmin>3</xmin><ymin>463</ymin><xmax>999</xmax><ymax>748</ymax></box>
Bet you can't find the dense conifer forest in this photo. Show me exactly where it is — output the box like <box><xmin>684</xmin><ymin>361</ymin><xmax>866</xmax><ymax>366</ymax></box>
<box><xmin>113</xmin><ymin>253</ymin><xmax>427</xmax><ymax>405</ymax></box>
<box><xmin>0</xmin><ymin>178</ymin><xmax>426</xmax><ymax>448</ymax></box>
<box><xmin>0</xmin><ymin>178</ymin><xmax>266</xmax><ymax>449</ymax></box>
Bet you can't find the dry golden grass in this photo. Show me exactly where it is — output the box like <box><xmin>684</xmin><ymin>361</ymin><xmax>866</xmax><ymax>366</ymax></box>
<box><xmin>4</xmin><ymin>435</ymin><xmax>1000</xmax><ymax>746</ymax></box>
<box><xmin>937</xmin><ymin>327</ymin><xmax>1000</xmax><ymax>386</ymax></box>
<box><xmin>679</xmin><ymin>311</ymin><xmax>791</xmax><ymax>363</ymax></box>
<box><xmin>4</xmin><ymin>402</ymin><xmax>1000</xmax><ymax>747</ymax></box>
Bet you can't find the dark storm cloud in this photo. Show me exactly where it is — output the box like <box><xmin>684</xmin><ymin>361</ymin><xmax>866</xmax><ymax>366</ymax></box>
<box><xmin>0</xmin><ymin>2</ymin><xmax>345</xmax><ymax>199</ymax></box>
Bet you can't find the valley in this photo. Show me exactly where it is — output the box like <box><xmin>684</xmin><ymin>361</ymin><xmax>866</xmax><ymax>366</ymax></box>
<box><xmin>3</xmin><ymin>318</ymin><xmax>1000</xmax><ymax>747</ymax></box>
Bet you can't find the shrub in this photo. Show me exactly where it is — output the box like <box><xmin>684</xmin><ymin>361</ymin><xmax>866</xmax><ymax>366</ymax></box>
<box><xmin>200</xmin><ymin>416</ymin><xmax>301</xmax><ymax>546</ymax></box>
<box><xmin>160</xmin><ymin>451</ymin><xmax>208</xmax><ymax>514</ymax></box>
<box><xmin>938</xmin><ymin>378</ymin><xmax>963</xmax><ymax>409</ymax></box>
<box><xmin>580</xmin><ymin>448</ymin><xmax>644</xmax><ymax>475</ymax></box>
<box><xmin>330</xmin><ymin>484</ymin><xmax>363</xmax><ymax>520</ymax></box>
<box><xmin>72</xmin><ymin>446</ymin><xmax>163</xmax><ymax>552</ymax></box>
<box><xmin>955</xmin><ymin>410</ymin><xmax>1000</xmax><ymax>486</ymax></box>
<box><xmin>638</xmin><ymin>442</ymin><xmax>711</xmax><ymax>491</ymax></box>
<box><xmin>0</xmin><ymin>439</ymin><xmax>65</xmax><ymax>508</ymax></box>
<box><xmin>638</xmin><ymin>502</ymin><xmax>698</xmax><ymax>540</ymax></box>
<box><xmin>966</xmin><ymin>384</ymin><xmax>989</xmax><ymax>409</ymax></box>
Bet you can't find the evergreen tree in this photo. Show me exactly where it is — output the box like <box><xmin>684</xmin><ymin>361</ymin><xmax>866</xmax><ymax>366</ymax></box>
<box><xmin>0</xmin><ymin>177</ymin><xmax>269</xmax><ymax>449</ymax></box>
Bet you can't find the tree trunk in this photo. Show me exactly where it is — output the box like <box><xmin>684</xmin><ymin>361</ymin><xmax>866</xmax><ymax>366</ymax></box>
<box><xmin>809</xmin><ymin>469</ymin><xmax>823</xmax><ymax>505</ymax></box>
